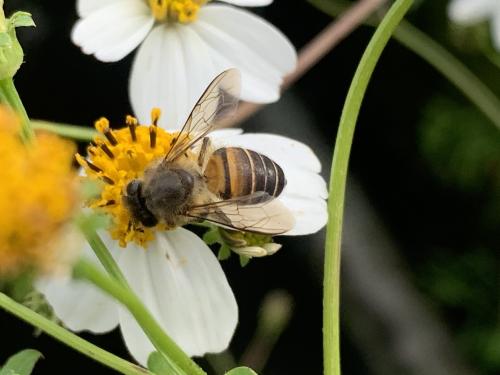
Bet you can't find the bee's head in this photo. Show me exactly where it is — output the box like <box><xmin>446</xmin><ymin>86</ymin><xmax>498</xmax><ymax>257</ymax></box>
<box><xmin>142</xmin><ymin>168</ymin><xmax>194</xmax><ymax>216</ymax></box>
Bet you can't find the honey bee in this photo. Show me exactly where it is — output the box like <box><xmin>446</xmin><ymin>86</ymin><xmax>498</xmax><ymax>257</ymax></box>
<box><xmin>123</xmin><ymin>69</ymin><xmax>294</xmax><ymax>234</ymax></box>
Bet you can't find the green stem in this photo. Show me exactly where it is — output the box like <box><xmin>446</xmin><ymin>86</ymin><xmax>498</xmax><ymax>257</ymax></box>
<box><xmin>81</xmin><ymin>226</ymin><xmax>130</xmax><ymax>289</ymax></box>
<box><xmin>80</xmin><ymin>227</ymin><xmax>201</xmax><ymax>374</ymax></box>
<box><xmin>32</xmin><ymin>120</ymin><xmax>97</xmax><ymax>141</ymax></box>
<box><xmin>323</xmin><ymin>1</ymin><xmax>413</xmax><ymax>375</ymax></box>
<box><xmin>0</xmin><ymin>78</ymin><xmax>33</xmax><ymax>141</ymax></box>
<box><xmin>309</xmin><ymin>0</ymin><xmax>500</xmax><ymax>130</ymax></box>
<box><xmin>74</xmin><ymin>259</ymin><xmax>206</xmax><ymax>375</ymax></box>
<box><xmin>0</xmin><ymin>292</ymin><xmax>151</xmax><ymax>375</ymax></box>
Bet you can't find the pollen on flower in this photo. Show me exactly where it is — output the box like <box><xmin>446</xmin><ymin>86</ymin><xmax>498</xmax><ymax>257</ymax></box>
<box><xmin>148</xmin><ymin>0</ymin><xmax>208</xmax><ymax>23</ymax></box>
<box><xmin>0</xmin><ymin>107</ymin><xmax>79</xmax><ymax>278</ymax></box>
<box><xmin>77</xmin><ymin>108</ymin><xmax>177</xmax><ymax>248</ymax></box>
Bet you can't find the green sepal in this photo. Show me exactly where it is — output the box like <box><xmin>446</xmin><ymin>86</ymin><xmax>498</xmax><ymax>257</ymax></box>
<box><xmin>239</xmin><ymin>255</ymin><xmax>250</xmax><ymax>267</ymax></box>
<box><xmin>202</xmin><ymin>226</ymin><xmax>220</xmax><ymax>245</ymax></box>
<box><xmin>0</xmin><ymin>349</ymin><xmax>43</xmax><ymax>375</ymax></box>
<box><xmin>218</xmin><ymin>244</ymin><xmax>231</xmax><ymax>261</ymax></box>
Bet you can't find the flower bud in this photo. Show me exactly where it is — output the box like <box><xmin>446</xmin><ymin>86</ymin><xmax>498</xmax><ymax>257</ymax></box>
<box><xmin>0</xmin><ymin>9</ymin><xmax>35</xmax><ymax>79</ymax></box>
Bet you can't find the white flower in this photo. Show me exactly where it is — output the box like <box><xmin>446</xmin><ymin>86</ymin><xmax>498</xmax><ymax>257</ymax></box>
<box><xmin>37</xmin><ymin>229</ymin><xmax>238</xmax><ymax>363</ymax></box>
<box><xmin>36</xmin><ymin>127</ymin><xmax>327</xmax><ymax>366</ymax></box>
<box><xmin>72</xmin><ymin>0</ymin><xmax>297</xmax><ymax>127</ymax></box>
<box><xmin>448</xmin><ymin>0</ymin><xmax>500</xmax><ymax>50</ymax></box>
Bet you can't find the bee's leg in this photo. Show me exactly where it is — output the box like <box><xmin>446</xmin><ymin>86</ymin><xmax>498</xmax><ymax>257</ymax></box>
<box><xmin>198</xmin><ymin>137</ymin><xmax>211</xmax><ymax>168</ymax></box>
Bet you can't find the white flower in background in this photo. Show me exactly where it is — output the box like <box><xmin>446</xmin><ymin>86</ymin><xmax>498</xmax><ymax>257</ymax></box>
<box><xmin>448</xmin><ymin>0</ymin><xmax>500</xmax><ymax>50</ymax></box>
<box><xmin>72</xmin><ymin>0</ymin><xmax>297</xmax><ymax>127</ymax></box>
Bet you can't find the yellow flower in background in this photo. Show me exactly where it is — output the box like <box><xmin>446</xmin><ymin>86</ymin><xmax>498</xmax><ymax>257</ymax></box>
<box><xmin>0</xmin><ymin>107</ymin><xmax>80</xmax><ymax>278</ymax></box>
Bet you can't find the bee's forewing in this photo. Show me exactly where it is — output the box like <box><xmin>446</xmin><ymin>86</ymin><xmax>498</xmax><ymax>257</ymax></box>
<box><xmin>164</xmin><ymin>69</ymin><xmax>241</xmax><ymax>163</ymax></box>
<box><xmin>186</xmin><ymin>193</ymin><xmax>295</xmax><ymax>235</ymax></box>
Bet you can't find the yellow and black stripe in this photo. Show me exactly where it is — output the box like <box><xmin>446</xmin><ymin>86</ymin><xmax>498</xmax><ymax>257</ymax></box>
<box><xmin>205</xmin><ymin>147</ymin><xmax>286</xmax><ymax>199</ymax></box>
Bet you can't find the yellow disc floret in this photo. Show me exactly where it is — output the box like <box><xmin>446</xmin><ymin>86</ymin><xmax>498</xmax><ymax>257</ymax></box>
<box><xmin>148</xmin><ymin>0</ymin><xmax>208</xmax><ymax>23</ymax></box>
<box><xmin>0</xmin><ymin>106</ymin><xmax>78</xmax><ymax>278</ymax></box>
<box><xmin>77</xmin><ymin>109</ymin><xmax>176</xmax><ymax>248</ymax></box>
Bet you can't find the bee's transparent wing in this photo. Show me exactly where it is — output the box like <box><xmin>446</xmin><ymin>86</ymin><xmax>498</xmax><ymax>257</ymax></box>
<box><xmin>186</xmin><ymin>192</ymin><xmax>295</xmax><ymax>235</ymax></box>
<box><xmin>164</xmin><ymin>69</ymin><xmax>241</xmax><ymax>163</ymax></box>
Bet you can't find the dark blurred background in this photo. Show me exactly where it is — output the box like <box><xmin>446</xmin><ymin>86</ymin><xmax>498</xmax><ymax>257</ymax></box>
<box><xmin>1</xmin><ymin>0</ymin><xmax>499</xmax><ymax>374</ymax></box>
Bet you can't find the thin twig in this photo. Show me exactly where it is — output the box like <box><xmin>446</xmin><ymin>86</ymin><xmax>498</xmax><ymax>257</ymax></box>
<box><xmin>219</xmin><ymin>0</ymin><xmax>388</xmax><ymax>128</ymax></box>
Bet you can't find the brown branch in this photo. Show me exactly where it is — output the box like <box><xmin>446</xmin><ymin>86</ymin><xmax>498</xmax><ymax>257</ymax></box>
<box><xmin>219</xmin><ymin>0</ymin><xmax>388</xmax><ymax>128</ymax></box>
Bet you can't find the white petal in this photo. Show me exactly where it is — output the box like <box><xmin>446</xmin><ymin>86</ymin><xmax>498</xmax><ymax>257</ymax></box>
<box><xmin>212</xmin><ymin>133</ymin><xmax>322</xmax><ymax>173</ymax></box>
<box><xmin>118</xmin><ymin>229</ymin><xmax>238</xmax><ymax>364</ymax></box>
<box><xmin>218</xmin><ymin>0</ymin><xmax>273</xmax><ymax>6</ymax></box>
<box><xmin>283</xmin><ymin>167</ymin><xmax>328</xmax><ymax>200</ymax></box>
<box><xmin>193</xmin><ymin>4</ymin><xmax>297</xmax><ymax>103</ymax></box>
<box><xmin>447</xmin><ymin>0</ymin><xmax>497</xmax><ymax>24</ymax></box>
<box><xmin>212</xmin><ymin>132</ymin><xmax>328</xmax><ymax>235</ymax></box>
<box><xmin>36</xmin><ymin>232</ymin><xmax>122</xmax><ymax>333</ymax></box>
<box><xmin>77</xmin><ymin>0</ymin><xmax>126</xmax><ymax>17</ymax></box>
<box><xmin>208</xmin><ymin>128</ymin><xmax>244</xmax><ymax>140</ymax></box>
<box><xmin>130</xmin><ymin>25</ymin><xmax>218</xmax><ymax>129</ymax></box>
<box><xmin>280</xmin><ymin>195</ymin><xmax>328</xmax><ymax>235</ymax></box>
<box><xmin>72</xmin><ymin>0</ymin><xmax>153</xmax><ymax>62</ymax></box>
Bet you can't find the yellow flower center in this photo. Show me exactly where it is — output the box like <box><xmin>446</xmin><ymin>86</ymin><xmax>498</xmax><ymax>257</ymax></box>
<box><xmin>0</xmin><ymin>107</ymin><xmax>78</xmax><ymax>277</ymax></box>
<box><xmin>77</xmin><ymin>109</ymin><xmax>184</xmax><ymax>248</ymax></box>
<box><xmin>148</xmin><ymin>0</ymin><xmax>208</xmax><ymax>23</ymax></box>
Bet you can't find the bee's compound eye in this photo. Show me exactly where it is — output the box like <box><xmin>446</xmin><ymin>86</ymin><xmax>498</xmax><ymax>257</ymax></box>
<box><xmin>126</xmin><ymin>179</ymin><xmax>143</xmax><ymax>196</ymax></box>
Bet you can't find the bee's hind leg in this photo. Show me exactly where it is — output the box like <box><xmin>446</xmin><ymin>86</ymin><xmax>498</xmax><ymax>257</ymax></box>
<box><xmin>197</xmin><ymin>137</ymin><xmax>211</xmax><ymax>168</ymax></box>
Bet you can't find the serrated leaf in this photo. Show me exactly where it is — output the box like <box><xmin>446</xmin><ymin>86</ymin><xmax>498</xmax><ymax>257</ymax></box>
<box><xmin>225</xmin><ymin>366</ymin><xmax>258</xmax><ymax>375</ymax></box>
<box><xmin>8</xmin><ymin>12</ymin><xmax>35</xmax><ymax>29</ymax></box>
<box><xmin>0</xmin><ymin>350</ymin><xmax>43</xmax><ymax>375</ymax></box>
<box><xmin>147</xmin><ymin>351</ymin><xmax>184</xmax><ymax>375</ymax></box>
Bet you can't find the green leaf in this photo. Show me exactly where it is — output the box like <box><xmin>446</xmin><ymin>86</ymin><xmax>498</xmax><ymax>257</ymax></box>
<box><xmin>147</xmin><ymin>351</ymin><xmax>184</xmax><ymax>375</ymax></box>
<box><xmin>0</xmin><ymin>349</ymin><xmax>43</xmax><ymax>375</ymax></box>
<box><xmin>8</xmin><ymin>12</ymin><xmax>35</xmax><ymax>29</ymax></box>
<box><xmin>225</xmin><ymin>367</ymin><xmax>258</xmax><ymax>375</ymax></box>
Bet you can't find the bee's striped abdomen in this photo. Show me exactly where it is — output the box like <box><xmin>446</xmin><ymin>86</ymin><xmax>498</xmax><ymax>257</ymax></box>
<box><xmin>205</xmin><ymin>147</ymin><xmax>286</xmax><ymax>200</ymax></box>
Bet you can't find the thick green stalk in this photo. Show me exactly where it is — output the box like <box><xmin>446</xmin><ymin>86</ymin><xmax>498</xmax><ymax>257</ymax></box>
<box><xmin>32</xmin><ymin>120</ymin><xmax>97</xmax><ymax>140</ymax></box>
<box><xmin>323</xmin><ymin>1</ymin><xmax>413</xmax><ymax>375</ymax></box>
<box><xmin>74</xmin><ymin>259</ymin><xmax>206</xmax><ymax>375</ymax></box>
<box><xmin>310</xmin><ymin>0</ymin><xmax>500</xmax><ymax>130</ymax></box>
<box><xmin>0</xmin><ymin>78</ymin><xmax>33</xmax><ymax>141</ymax></box>
<box><xmin>0</xmin><ymin>292</ymin><xmax>151</xmax><ymax>375</ymax></box>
